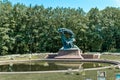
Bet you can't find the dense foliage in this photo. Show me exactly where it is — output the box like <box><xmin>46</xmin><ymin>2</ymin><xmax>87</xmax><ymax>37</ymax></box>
<box><xmin>0</xmin><ymin>1</ymin><xmax>120</xmax><ymax>55</ymax></box>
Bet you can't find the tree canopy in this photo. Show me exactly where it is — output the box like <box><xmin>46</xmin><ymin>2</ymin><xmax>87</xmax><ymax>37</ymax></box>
<box><xmin>0</xmin><ymin>1</ymin><xmax>120</xmax><ymax>55</ymax></box>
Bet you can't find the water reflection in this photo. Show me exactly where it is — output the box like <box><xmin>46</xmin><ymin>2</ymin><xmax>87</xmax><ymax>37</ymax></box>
<box><xmin>0</xmin><ymin>62</ymin><xmax>111</xmax><ymax>72</ymax></box>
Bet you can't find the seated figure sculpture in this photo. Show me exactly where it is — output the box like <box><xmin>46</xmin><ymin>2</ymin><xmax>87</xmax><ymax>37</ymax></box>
<box><xmin>46</xmin><ymin>28</ymin><xmax>83</xmax><ymax>59</ymax></box>
<box><xmin>58</xmin><ymin>28</ymin><xmax>78</xmax><ymax>50</ymax></box>
<box><xmin>47</xmin><ymin>28</ymin><xmax>99</xmax><ymax>59</ymax></box>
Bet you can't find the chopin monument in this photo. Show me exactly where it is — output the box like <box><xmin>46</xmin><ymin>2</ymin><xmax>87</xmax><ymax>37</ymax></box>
<box><xmin>47</xmin><ymin>28</ymin><xmax>100</xmax><ymax>59</ymax></box>
<box><xmin>47</xmin><ymin>28</ymin><xmax>84</xmax><ymax>59</ymax></box>
<box><xmin>54</xmin><ymin>28</ymin><xmax>83</xmax><ymax>59</ymax></box>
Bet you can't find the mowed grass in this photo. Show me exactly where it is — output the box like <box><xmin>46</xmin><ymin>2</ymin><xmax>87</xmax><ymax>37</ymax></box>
<box><xmin>0</xmin><ymin>53</ymin><xmax>120</xmax><ymax>61</ymax></box>
<box><xmin>101</xmin><ymin>54</ymin><xmax>120</xmax><ymax>61</ymax></box>
<box><xmin>0</xmin><ymin>69</ymin><xmax>119</xmax><ymax>80</ymax></box>
<box><xmin>0</xmin><ymin>73</ymin><xmax>82</xmax><ymax>80</ymax></box>
<box><xmin>0</xmin><ymin>53</ymin><xmax>47</xmax><ymax>61</ymax></box>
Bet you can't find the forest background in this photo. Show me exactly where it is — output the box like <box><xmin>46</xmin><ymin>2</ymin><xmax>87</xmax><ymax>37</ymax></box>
<box><xmin>0</xmin><ymin>0</ymin><xmax>120</xmax><ymax>55</ymax></box>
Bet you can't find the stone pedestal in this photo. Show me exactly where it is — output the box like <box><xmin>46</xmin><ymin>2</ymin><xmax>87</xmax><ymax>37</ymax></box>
<box><xmin>55</xmin><ymin>49</ymin><xmax>84</xmax><ymax>59</ymax></box>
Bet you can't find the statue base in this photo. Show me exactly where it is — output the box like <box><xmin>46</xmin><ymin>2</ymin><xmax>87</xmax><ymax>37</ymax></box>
<box><xmin>54</xmin><ymin>48</ymin><xmax>84</xmax><ymax>59</ymax></box>
<box><xmin>46</xmin><ymin>48</ymin><xmax>100</xmax><ymax>59</ymax></box>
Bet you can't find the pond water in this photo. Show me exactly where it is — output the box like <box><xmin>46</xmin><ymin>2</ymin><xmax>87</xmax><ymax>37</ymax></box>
<box><xmin>0</xmin><ymin>61</ymin><xmax>111</xmax><ymax>72</ymax></box>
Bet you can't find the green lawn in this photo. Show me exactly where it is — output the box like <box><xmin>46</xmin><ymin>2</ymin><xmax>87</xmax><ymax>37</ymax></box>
<box><xmin>0</xmin><ymin>53</ymin><xmax>120</xmax><ymax>61</ymax></box>
<box><xmin>0</xmin><ymin>54</ymin><xmax>47</xmax><ymax>61</ymax></box>
<box><xmin>101</xmin><ymin>54</ymin><xmax>120</xmax><ymax>61</ymax></box>
<box><xmin>0</xmin><ymin>69</ymin><xmax>120</xmax><ymax>80</ymax></box>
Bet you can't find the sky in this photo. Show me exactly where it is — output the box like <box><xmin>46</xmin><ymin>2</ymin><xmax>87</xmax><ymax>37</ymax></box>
<box><xmin>8</xmin><ymin>0</ymin><xmax>120</xmax><ymax>12</ymax></box>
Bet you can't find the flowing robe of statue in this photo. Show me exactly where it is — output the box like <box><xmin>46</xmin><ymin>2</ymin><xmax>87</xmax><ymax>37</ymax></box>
<box><xmin>58</xmin><ymin>28</ymin><xmax>78</xmax><ymax>50</ymax></box>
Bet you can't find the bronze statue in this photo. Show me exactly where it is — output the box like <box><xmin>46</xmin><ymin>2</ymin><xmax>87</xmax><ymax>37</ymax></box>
<box><xmin>58</xmin><ymin>28</ymin><xmax>78</xmax><ymax>50</ymax></box>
